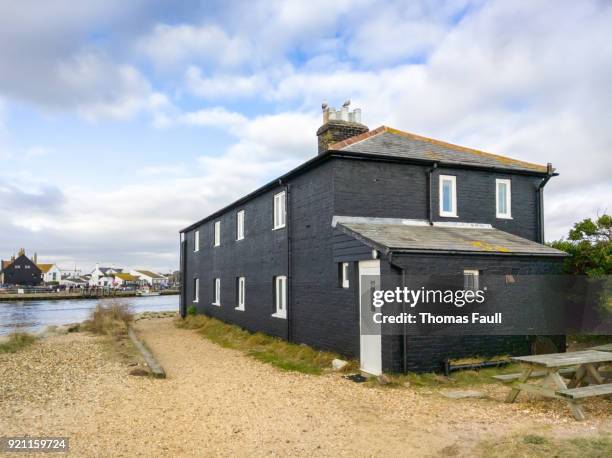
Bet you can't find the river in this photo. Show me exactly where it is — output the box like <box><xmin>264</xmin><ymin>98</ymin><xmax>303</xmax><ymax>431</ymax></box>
<box><xmin>0</xmin><ymin>295</ymin><xmax>179</xmax><ymax>335</ymax></box>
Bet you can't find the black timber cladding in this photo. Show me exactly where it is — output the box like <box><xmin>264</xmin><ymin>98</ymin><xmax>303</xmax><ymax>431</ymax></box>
<box><xmin>180</xmin><ymin>130</ymin><xmax>561</xmax><ymax>372</ymax></box>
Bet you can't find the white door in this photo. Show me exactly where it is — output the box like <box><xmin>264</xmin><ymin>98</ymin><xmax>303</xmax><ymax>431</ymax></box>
<box><xmin>359</xmin><ymin>260</ymin><xmax>382</xmax><ymax>375</ymax></box>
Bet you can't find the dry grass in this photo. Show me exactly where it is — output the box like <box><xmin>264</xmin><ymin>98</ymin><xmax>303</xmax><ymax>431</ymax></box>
<box><xmin>0</xmin><ymin>332</ymin><xmax>37</xmax><ymax>353</ymax></box>
<box><xmin>177</xmin><ymin>315</ymin><xmax>358</xmax><ymax>375</ymax></box>
<box><xmin>473</xmin><ymin>433</ymin><xmax>612</xmax><ymax>457</ymax></box>
<box><xmin>81</xmin><ymin>303</ymin><xmax>134</xmax><ymax>336</ymax></box>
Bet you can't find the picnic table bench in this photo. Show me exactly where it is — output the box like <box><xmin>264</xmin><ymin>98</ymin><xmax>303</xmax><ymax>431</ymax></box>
<box><xmin>502</xmin><ymin>350</ymin><xmax>612</xmax><ymax>421</ymax></box>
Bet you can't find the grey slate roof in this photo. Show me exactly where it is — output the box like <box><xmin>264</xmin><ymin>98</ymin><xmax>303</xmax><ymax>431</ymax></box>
<box><xmin>330</xmin><ymin>126</ymin><xmax>549</xmax><ymax>174</ymax></box>
<box><xmin>333</xmin><ymin>217</ymin><xmax>566</xmax><ymax>256</ymax></box>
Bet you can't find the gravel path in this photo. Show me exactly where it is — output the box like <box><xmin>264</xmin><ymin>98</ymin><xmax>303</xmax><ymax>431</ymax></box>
<box><xmin>1</xmin><ymin>318</ymin><xmax>610</xmax><ymax>457</ymax></box>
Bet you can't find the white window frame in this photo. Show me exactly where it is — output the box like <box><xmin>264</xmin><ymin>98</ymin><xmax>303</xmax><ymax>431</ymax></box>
<box><xmin>341</xmin><ymin>262</ymin><xmax>349</xmax><ymax>289</ymax></box>
<box><xmin>496</xmin><ymin>179</ymin><xmax>512</xmax><ymax>219</ymax></box>
<box><xmin>213</xmin><ymin>278</ymin><xmax>221</xmax><ymax>306</ymax></box>
<box><xmin>464</xmin><ymin>270</ymin><xmax>479</xmax><ymax>291</ymax></box>
<box><xmin>214</xmin><ymin>221</ymin><xmax>221</xmax><ymax>247</ymax></box>
<box><xmin>439</xmin><ymin>175</ymin><xmax>457</xmax><ymax>217</ymax></box>
<box><xmin>273</xmin><ymin>191</ymin><xmax>286</xmax><ymax>230</ymax></box>
<box><xmin>236</xmin><ymin>277</ymin><xmax>245</xmax><ymax>311</ymax></box>
<box><xmin>194</xmin><ymin>230</ymin><xmax>200</xmax><ymax>252</ymax></box>
<box><xmin>272</xmin><ymin>275</ymin><xmax>287</xmax><ymax>318</ymax></box>
<box><xmin>193</xmin><ymin>278</ymin><xmax>199</xmax><ymax>303</ymax></box>
<box><xmin>236</xmin><ymin>210</ymin><xmax>245</xmax><ymax>241</ymax></box>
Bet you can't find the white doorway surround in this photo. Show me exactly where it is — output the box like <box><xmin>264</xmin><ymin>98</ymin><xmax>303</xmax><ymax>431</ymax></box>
<box><xmin>359</xmin><ymin>259</ymin><xmax>382</xmax><ymax>375</ymax></box>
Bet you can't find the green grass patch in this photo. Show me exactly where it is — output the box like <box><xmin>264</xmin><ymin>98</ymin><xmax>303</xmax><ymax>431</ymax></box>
<box><xmin>367</xmin><ymin>361</ymin><xmax>523</xmax><ymax>389</ymax></box>
<box><xmin>475</xmin><ymin>434</ymin><xmax>612</xmax><ymax>457</ymax></box>
<box><xmin>177</xmin><ymin>315</ymin><xmax>357</xmax><ymax>375</ymax></box>
<box><xmin>0</xmin><ymin>332</ymin><xmax>37</xmax><ymax>353</ymax></box>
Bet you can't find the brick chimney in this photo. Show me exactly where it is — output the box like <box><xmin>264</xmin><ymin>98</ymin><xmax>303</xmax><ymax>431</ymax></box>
<box><xmin>316</xmin><ymin>100</ymin><xmax>368</xmax><ymax>154</ymax></box>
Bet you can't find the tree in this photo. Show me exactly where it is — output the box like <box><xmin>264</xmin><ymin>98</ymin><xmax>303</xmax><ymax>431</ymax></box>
<box><xmin>550</xmin><ymin>214</ymin><xmax>611</xmax><ymax>277</ymax></box>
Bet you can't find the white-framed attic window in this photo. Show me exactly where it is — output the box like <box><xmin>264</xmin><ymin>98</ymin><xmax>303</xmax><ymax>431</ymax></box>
<box><xmin>273</xmin><ymin>191</ymin><xmax>286</xmax><ymax>230</ymax></box>
<box><xmin>439</xmin><ymin>175</ymin><xmax>457</xmax><ymax>217</ymax></box>
<box><xmin>496</xmin><ymin>179</ymin><xmax>512</xmax><ymax>219</ymax></box>
<box><xmin>194</xmin><ymin>230</ymin><xmax>200</xmax><ymax>252</ymax></box>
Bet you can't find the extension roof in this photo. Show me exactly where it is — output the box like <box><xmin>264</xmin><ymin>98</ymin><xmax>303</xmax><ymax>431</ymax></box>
<box><xmin>333</xmin><ymin>217</ymin><xmax>566</xmax><ymax>257</ymax></box>
<box><xmin>114</xmin><ymin>273</ymin><xmax>139</xmax><ymax>281</ymax></box>
<box><xmin>329</xmin><ymin>126</ymin><xmax>548</xmax><ymax>173</ymax></box>
<box><xmin>133</xmin><ymin>270</ymin><xmax>165</xmax><ymax>279</ymax></box>
<box><xmin>36</xmin><ymin>263</ymin><xmax>54</xmax><ymax>273</ymax></box>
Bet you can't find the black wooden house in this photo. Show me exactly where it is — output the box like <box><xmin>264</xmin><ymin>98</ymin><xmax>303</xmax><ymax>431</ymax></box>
<box><xmin>1</xmin><ymin>250</ymin><xmax>43</xmax><ymax>286</ymax></box>
<box><xmin>179</xmin><ymin>103</ymin><xmax>566</xmax><ymax>374</ymax></box>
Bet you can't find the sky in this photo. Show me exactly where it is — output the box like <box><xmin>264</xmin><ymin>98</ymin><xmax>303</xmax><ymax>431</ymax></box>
<box><xmin>0</xmin><ymin>0</ymin><xmax>610</xmax><ymax>273</ymax></box>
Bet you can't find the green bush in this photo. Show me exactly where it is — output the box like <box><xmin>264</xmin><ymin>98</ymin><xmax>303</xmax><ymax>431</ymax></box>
<box><xmin>187</xmin><ymin>305</ymin><xmax>197</xmax><ymax>316</ymax></box>
<box><xmin>0</xmin><ymin>332</ymin><xmax>37</xmax><ymax>353</ymax></box>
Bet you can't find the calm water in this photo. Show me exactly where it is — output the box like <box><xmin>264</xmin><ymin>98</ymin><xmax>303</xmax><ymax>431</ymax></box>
<box><xmin>0</xmin><ymin>295</ymin><xmax>179</xmax><ymax>335</ymax></box>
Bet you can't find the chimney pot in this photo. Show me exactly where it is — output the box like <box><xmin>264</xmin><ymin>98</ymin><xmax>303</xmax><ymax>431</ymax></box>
<box><xmin>316</xmin><ymin>100</ymin><xmax>368</xmax><ymax>154</ymax></box>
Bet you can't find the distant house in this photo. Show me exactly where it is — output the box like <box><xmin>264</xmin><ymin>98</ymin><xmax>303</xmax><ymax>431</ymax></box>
<box><xmin>130</xmin><ymin>270</ymin><xmax>167</xmax><ymax>287</ymax></box>
<box><xmin>113</xmin><ymin>273</ymin><xmax>140</xmax><ymax>288</ymax></box>
<box><xmin>60</xmin><ymin>268</ymin><xmax>82</xmax><ymax>279</ymax></box>
<box><xmin>0</xmin><ymin>249</ymin><xmax>43</xmax><ymax>286</ymax></box>
<box><xmin>37</xmin><ymin>263</ymin><xmax>62</xmax><ymax>283</ymax></box>
<box><xmin>90</xmin><ymin>264</ymin><xmax>122</xmax><ymax>287</ymax></box>
<box><xmin>60</xmin><ymin>277</ymin><xmax>88</xmax><ymax>288</ymax></box>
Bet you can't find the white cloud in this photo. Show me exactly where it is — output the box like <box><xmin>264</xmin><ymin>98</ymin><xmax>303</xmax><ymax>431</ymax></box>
<box><xmin>0</xmin><ymin>109</ymin><xmax>320</xmax><ymax>270</ymax></box>
<box><xmin>137</xmin><ymin>23</ymin><xmax>252</xmax><ymax>68</ymax></box>
<box><xmin>1</xmin><ymin>0</ymin><xmax>611</xmax><ymax>268</ymax></box>
<box><xmin>185</xmin><ymin>66</ymin><xmax>271</xmax><ymax>99</ymax></box>
<box><xmin>178</xmin><ymin>106</ymin><xmax>248</xmax><ymax>130</ymax></box>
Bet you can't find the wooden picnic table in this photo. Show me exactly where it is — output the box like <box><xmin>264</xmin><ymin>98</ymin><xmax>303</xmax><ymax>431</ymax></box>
<box><xmin>589</xmin><ymin>343</ymin><xmax>612</xmax><ymax>352</ymax></box>
<box><xmin>505</xmin><ymin>350</ymin><xmax>612</xmax><ymax>421</ymax></box>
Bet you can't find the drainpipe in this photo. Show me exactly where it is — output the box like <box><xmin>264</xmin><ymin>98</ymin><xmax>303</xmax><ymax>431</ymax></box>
<box><xmin>388</xmin><ymin>252</ymin><xmax>408</xmax><ymax>374</ymax></box>
<box><xmin>279</xmin><ymin>179</ymin><xmax>293</xmax><ymax>342</ymax></box>
<box><xmin>426</xmin><ymin>163</ymin><xmax>438</xmax><ymax>225</ymax></box>
<box><xmin>537</xmin><ymin>163</ymin><xmax>554</xmax><ymax>243</ymax></box>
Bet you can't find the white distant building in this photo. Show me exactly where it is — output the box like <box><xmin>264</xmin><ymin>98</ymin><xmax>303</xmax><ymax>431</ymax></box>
<box><xmin>60</xmin><ymin>277</ymin><xmax>88</xmax><ymax>288</ymax></box>
<box><xmin>112</xmin><ymin>273</ymin><xmax>141</xmax><ymax>288</ymax></box>
<box><xmin>130</xmin><ymin>269</ymin><xmax>167</xmax><ymax>287</ymax></box>
<box><xmin>36</xmin><ymin>263</ymin><xmax>62</xmax><ymax>283</ymax></box>
<box><xmin>90</xmin><ymin>264</ymin><xmax>122</xmax><ymax>287</ymax></box>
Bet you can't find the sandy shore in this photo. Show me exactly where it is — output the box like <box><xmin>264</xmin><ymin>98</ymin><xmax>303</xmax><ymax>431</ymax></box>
<box><xmin>0</xmin><ymin>317</ymin><xmax>610</xmax><ymax>456</ymax></box>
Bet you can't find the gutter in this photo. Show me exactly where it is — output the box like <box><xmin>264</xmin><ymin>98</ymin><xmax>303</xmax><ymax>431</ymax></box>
<box><xmin>537</xmin><ymin>163</ymin><xmax>555</xmax><ymax>243</ymax></box>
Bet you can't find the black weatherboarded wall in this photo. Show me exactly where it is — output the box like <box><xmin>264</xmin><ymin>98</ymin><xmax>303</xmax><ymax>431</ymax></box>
<box><xmin>181</xmin><ymin>153</ymin><xmax>560</xmax><ymax>372</ymax></box>
<box><xmin>380</xmin><ymin>253</ymin><xmax>565</xmax><ymax>373</ymax></box>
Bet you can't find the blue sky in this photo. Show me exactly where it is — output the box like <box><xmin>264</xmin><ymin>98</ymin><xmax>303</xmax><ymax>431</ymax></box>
<box><xmin>0</xmin><ymin>0</ymin><xmax>611</xmax><ymax>272</ymax></box>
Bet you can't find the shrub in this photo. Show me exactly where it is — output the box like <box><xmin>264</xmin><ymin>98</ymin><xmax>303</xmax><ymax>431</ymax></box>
<box><xmin>187</xmin><ymin>305</ymin><xmax>197</xmax><ymax>316</ymax></box>
<box><xmin>82</xmin><ymin>303</ymin><xmax>134</xmax><ymax>336</ymax></box>
<box><xmin>0</xmin><ymin>332</ymin><xmax>37</xmax><ymax>353</ymax></box>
